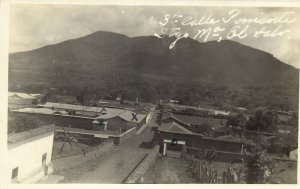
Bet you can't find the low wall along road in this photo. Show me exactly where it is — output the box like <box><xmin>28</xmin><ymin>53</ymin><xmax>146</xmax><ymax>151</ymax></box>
<box><xmin>124</xmin><ymin>145</ymin><xmax>160</xmax><ymax>184</ymax></box>
<box><xmin>52</xmin><ymin>138</ymin><xmax>114</xmax><ymax>172</ymax></box>
<box><xmin>112</xmin><ymin>127</ymin><xmax>137</xmax><ymax>145</ymax></box>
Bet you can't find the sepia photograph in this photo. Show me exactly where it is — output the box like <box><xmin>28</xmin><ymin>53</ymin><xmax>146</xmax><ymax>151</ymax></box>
<box><xmin>1</xmin><ymin>0</ymin><xmax>299</xmax><ymax>185</ymax></box>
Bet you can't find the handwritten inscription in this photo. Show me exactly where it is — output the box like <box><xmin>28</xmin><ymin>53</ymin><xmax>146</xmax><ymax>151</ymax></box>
<box><xmin>154</xmin><ymin>9</ymin><xmax>296</xmax><ymax>49</ymax></box>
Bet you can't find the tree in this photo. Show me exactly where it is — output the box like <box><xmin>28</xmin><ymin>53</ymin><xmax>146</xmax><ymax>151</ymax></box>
<box><xmin>244</xmin><ymin>145</ymin><xmax>274</xmax><ymax>184</ymax></box>
<box><xmin>246</xmin><ymin>110</ymin><xmax>277</xmax><ymax>132</ymax></box>
<box><xmin>227</xmin><ymin>113</ymin><xmax>247</xmax><ymax>136</ymax></box>
<box><xmin>247</xmin><ymin>134</ymin><xmax>271</xmax><ymax>150</ymax></box>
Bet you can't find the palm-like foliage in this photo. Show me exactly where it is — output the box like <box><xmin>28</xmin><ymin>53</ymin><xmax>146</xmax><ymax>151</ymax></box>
<box><xmin>55</xmin><ymin>125</ymin><xmax>78</xmax><ymax>154</ymax></box>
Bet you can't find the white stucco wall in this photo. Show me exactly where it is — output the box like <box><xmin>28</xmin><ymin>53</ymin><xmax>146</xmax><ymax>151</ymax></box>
<box><xmin>6</xmin><ymin>132</ymin><xmax>54</xmax><ymax>183</ymax></box>
<box><xmin>290</xmin><ymin>149</ymin><xmax>298</xmax><ymax>161</ymax></box>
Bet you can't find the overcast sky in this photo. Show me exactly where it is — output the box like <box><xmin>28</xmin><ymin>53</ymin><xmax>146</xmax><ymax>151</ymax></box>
<box><xmin>10</xmin><ymin>5</ymin><xmax>300</xmax><ymax>68</ymax></box>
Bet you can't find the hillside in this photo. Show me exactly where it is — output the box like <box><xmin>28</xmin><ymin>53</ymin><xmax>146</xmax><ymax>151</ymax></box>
<box><xmin>9</xmin><ymin>31</ymin><xmax>299</xmax><ymax>110</ymax></box>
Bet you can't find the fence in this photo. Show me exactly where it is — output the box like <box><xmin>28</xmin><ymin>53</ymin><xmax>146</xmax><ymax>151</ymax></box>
<box><xmin>186</xmin><ymin>154</ymin><xmax>244</xmax><ymax>183</ymax></box>
<box><xmin>51</xmin><ymin>138</ymin><xmax>114</xmax><ymax>172</ymax></box>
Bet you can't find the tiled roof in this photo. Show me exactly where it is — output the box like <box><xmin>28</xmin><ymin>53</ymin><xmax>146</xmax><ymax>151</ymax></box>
<box><xmin>39</xmin><ymin>102</ymin><xmax>128</xmax><ymax>117</ymax></box>
<box><xmin>158</xmin><ymin>122</ymin><xmax>193</xmax><ymax>134</ymax></box>
<box><xmin>39</xmin><ymin>102</ymin><xmax>103</xmax><ymax>112</ymax></box>
<box><xmin>117</xmin><ymin>111</ymin><xmax>146</xmax><ymax>123</ymax></box>
<box><xmin>12</xmin><ymin>108</ymin><xmax>68</xmax><ymax>115</ymax></box>
<box><xmin>97</xmin><ymin>100</ymin><xmax>155</xmax><ymax>111</ymax></box>
<box><xmin>173</xmin><ymin>114</ymin><xmax>226</xmax><ymax>130</ymax></box>
<box><xmin>8</xmin><ymin>125</ymin><xmax>56</xmax><ymax>144</ymax></box>
<box><xmin>96</xmin><ymin>110</ymin><xmax>146</xmax><ymax>123</ymax></box>
<box><xmin>11</xmin><ymin>108</ymin><xmax>98</xmax><ymax>120</ymax></box>
<box><xmin>162</xmin><ymin>112</ymin><xmax>191</xmax><ymax>127</ymax></box>
<box><xmin>106</xmin><ymin>108</ymin><xmax>127</xmax><ymax>115</ymax></box>
<box><xmin>96</xmin><ymin>112</ymin><xmax>122</xmax><ymax>119</ymax></box>
<box><xmin>138</xmin><ymin>109</ymin><xmax>150</xmax><ymax>115</ymax></box>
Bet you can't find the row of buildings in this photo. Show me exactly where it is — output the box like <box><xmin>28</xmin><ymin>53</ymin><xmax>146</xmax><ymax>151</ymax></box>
<box><xmin>152</xmin><ymin>107</ymin><xmax>244</xmax><ymax>161</ymax></box>
<box><xmin>6</xmin><ymin>92</ymin><xmax>297</xmax><ymax>183</ymax></box>
<box><xmin>153</xmin><ymin>103</ymin><xmax>298</xmax><ymax>161</ymax></box>
<box><xmin>6</xmin><ymin>92</ymin><xmax>155</xmax><ymax>183</ymax></box>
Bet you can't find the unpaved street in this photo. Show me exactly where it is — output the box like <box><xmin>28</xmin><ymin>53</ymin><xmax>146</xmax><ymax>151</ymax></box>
<box><xmin>58</xmin><ymin>126</ymin><xmax>154</xmax><ymax>183</ymax></box>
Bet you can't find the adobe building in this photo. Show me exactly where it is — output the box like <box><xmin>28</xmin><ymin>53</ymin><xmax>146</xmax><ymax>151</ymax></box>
<box><xmin>6</xmin><ymin>125</ymin><xmax>56</xmax><ymax>183</ymax></box>
<box><xmin>10</xmin><ymin>107</ymin><xmax>147</xmax><ymax>132</ymax></box>
<box><xmin>154</xmin><ymin>120</ymin><xmax>244</xmax><ymax>162</ymax></box>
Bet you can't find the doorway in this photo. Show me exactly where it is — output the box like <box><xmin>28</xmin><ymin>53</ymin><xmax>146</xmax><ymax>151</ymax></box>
<box><xmin>163</xmin><ymin>139</ymin><xmax>186</xmax><ymax>159</ymax></box>
<box><xmin>42</xmin><ymin>153</ymin><xmax>48</xmax><ymax>176</ymax></box>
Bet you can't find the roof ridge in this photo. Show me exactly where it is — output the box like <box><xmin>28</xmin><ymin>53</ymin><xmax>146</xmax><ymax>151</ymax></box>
<box><xmin>161</xmin><ymin>121</ymin><xmax>193</xmax><ymax>134</ymax></box>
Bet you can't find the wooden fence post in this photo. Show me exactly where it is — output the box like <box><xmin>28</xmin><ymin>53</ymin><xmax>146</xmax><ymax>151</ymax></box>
<box><xmin>214</xmin><ymin>170</ymin><xmax>218</xmax><ymax>183</ymax></box>
<box><xmin>195</xmin><ymin>161</ymin><xmax>200</xmax><ymax>181</ymax></box>
<box><xmin>193</xmin><ymin>159</ymin><xmax>197</xmax><ymax>176</ymax></box>
<box><xmin>209</xmin><ymin>167</ymin><xmax>212</xmax><ymax>183</ymax></box>
<box><xmin>222</xmin><ymin>171</ymin><xmax>226</xmax><ymax>183</ymax></box>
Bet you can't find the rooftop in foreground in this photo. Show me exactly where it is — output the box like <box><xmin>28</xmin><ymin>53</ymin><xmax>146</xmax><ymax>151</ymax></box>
<box><xmin>8</xmin><ymin>125</ymin><xmax>56</xmax><ymax>144</ymax></box>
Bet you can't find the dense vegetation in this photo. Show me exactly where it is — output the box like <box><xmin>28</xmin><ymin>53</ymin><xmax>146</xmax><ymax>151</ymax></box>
<box><xmin>9</xmin><ymin>31</ymin><xmax>299</xmax><ymax>112</ymax></box>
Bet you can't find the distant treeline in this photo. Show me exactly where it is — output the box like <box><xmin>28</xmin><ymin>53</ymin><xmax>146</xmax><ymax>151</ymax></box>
<box><xmin>9</xmin><ymin>77</ymin><xmax>298</xmax><ymax>112</ymax></box>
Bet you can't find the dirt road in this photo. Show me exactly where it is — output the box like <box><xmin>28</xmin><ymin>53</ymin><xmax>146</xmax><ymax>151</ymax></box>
<box><xmin>58</xmin><ymin>126</ymin><xmax>155</xmax><ymax>183</ymax></box>
<box><xmin>139</xmin><ymin>156</ymin><xmax>197</xmax><ymax>184</ymax></box>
